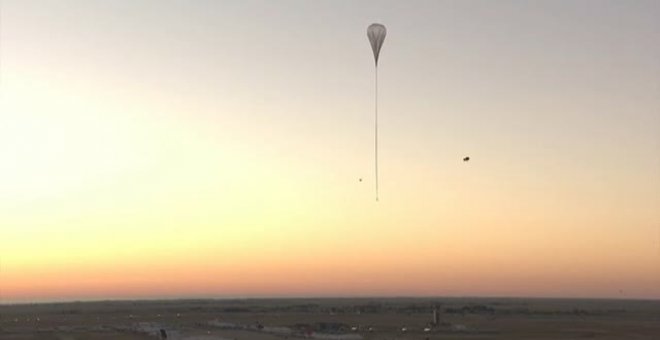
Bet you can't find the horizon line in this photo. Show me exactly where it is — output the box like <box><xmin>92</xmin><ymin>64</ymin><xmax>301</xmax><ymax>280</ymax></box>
<box><xmin>3</xmin><ymin>294</ymin><xmax>659</xmax><ymax>306</ymax></box>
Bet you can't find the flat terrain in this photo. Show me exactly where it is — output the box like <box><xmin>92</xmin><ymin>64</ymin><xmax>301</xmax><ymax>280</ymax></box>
<box><xmin>1</xmin><ymin>298</ymin><xmax>659</xmax><ymax>339</ymax></box>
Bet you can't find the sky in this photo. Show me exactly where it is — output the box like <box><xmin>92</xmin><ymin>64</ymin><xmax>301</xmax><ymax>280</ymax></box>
<box><xmin>1</xmin><ymin>0</ymin><xmax>659</xmax><ymax>303</ymax></box>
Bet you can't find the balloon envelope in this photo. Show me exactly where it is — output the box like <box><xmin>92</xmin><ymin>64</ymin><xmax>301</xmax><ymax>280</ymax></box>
<box><xmin>367</xmin><ymin>23</ymin><xmax>386</xmax><ymax>66</ymax></box>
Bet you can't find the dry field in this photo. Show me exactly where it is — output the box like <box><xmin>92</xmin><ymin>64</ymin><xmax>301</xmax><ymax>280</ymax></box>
<box><xmin>1</xmin><ymin>298</ymin><xmax>659</xmax><ymax>339</ymax></box>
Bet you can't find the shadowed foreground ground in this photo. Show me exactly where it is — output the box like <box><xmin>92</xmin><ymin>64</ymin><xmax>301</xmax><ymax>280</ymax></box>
<box><xmin>2</xmin><ymin>298</ymin><xmax>659</xmax><ymax>339</ymax></box>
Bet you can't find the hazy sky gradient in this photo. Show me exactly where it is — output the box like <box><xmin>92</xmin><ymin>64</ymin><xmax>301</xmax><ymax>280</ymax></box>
<box><xmin>1</xmin><ymin>0</ymin><xmax>659</xmax><ymax>303</ymax></box>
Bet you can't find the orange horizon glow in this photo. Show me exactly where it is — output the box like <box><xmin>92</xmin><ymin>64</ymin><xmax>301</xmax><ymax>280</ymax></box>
<box><xmin>1</xmin><ymin>1</ymin><xmax>660</xmax><ymax>303</ymax></box>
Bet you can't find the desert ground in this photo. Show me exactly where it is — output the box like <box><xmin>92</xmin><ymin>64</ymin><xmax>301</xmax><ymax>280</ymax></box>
<box><xmin>1</xmin><ymin>298</ymin><xmax>659</xmax><ymax>339</ymax></box>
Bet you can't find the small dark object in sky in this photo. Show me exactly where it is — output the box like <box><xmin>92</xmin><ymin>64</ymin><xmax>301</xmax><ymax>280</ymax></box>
<box><xmin>359</xmin><ymin>178</ymin><xmax>363</xmax><ymax>182</ymax></box>
<box><xmin>463</xmin><ymin>156</ymin><xmax>470</xmax><ymax>162</ymax></box>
